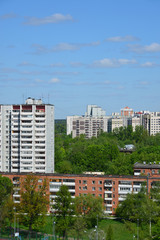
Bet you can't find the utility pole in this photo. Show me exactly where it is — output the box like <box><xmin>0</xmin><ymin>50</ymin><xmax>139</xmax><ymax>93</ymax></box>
<box><xmin>137</xmin><ymin>219</ymin><xmax>139</xmax><ymax>240</ymax></box>
<box><xmin>53</xmin><ymin>220</ymin><xmax>55</xmax><ymax>240</ymax></box>
<box><xmin>96</xmin><ymin>215</ymin><xmax>98</xmax><ymax>240</ymax></box>
<box><xmin>149</xmin><ymin>217</ymin><xmax>151</xmax><ymax>237</ymax></box>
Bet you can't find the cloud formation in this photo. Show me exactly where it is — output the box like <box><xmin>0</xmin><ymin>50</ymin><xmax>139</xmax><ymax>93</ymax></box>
<box><xmin>31</xmin><ymin>41</ymin><xmax>100</xmax><ymax>54</ymax></box>
<box><xmin>106</xmin><ymin>35</ymin><xmax>139</xmax><ymax>42</ymax></box>
<box><xmin>128</xmin><ymin>43</ymin><xmax>160</xmax><ymax>53</ymax></box>
<box><xmin>91</xmin><ymin>58</ymin><xmax>137</xmax><ymax>68</ymax></box>
<box><xmin>0</xmin><ymin>13</ymin><xmax>17</xmax><ymax>20</ymax></box>
<box><xmin>23</xmin><ymin>13</ymin><xmax>74</xmax><ymax>25</ymax></box>
<box><xmin>140</xmin><ymin>62</ymin><xmax>159</xmax><ymax>67</ymax></box>
<box><xmin>18</xmin><ymin>61</ymin><xmax>37</xmax><ymax>67</ymax></box>
<box><xmin>49</xmin><ymin>78</ymin><xmax>60</xmax><ymax>83</ymax></box>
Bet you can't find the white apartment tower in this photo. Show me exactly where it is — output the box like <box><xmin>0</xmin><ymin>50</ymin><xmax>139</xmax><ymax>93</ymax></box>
<box><xmin>67</xmin><ymin>105</ymin><xmax>108</xmax><ymax>138</ymax></box>
<box><xmin>0</xmin><ymin>98</ymin><xmax>54</xmax><ymax>173</ymax></box>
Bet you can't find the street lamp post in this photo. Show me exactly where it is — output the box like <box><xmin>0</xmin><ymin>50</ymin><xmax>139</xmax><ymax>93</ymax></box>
<box><xmin>53</xmin><ymin>220</ymin><xmax>55</xmax><ymax>240</ymax></box>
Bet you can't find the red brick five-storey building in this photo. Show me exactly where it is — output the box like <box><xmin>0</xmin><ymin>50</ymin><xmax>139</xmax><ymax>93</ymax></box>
<box><xmin>1</xmin><ymin>162</ymin><xmax>160</xmax><ymax>215</ymax></box>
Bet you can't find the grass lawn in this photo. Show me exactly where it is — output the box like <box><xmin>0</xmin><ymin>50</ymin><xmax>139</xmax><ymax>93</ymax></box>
<box><xmin>41</xmin><ymin>217</ymin><xmax>134</xmax><ymax>240</ymax></box>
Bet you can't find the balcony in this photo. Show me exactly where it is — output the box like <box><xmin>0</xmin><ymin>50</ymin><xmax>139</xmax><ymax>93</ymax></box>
<box><xmin>104</xmin><ymin>210</ymin><xmax>112</xmax><ymax>214</ymax></box>
<box><xmin>63</xmin><ymin>182</ymin><xmax>75</xmax><ymax>186</ymax></box>
<box><xmin>104</xmin><ymin>190</ymin><xmax>112</xmax><ymax>194</ymax></box>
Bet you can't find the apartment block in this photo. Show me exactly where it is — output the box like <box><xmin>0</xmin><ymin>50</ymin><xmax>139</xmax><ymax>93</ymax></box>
<box><xmin>142</xmin><ymin>112</ymin><xmax>160</xmax><ymax>136</ymax></box>
<box><xmin>0</xmin><ymin>98</ymin><xmax>54</xmax><ymax>173</ymax></box>
<box><xmin>67</xmin><ymin>116</ymin><xmax>109</xmax><ymax>138</ymax></box>
<box><xmin>67</xmin><ymin>104</ymin><xmax>108</xmax><ymax>138</ymax></box>
<box><xmin>2</xmin><ymin>162</ymin><xmax>160</xmax><ymax>215</ymax></box>
<box><xmin>108</xmin><ymin>117</ymin><xmax>123</xmax><ymax>132</ymax></box>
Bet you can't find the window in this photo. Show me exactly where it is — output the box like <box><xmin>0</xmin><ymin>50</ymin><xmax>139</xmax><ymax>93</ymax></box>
<box><xmin>83</xmin><ymin>180</ymin><xmax>87</xmax><ymax>184</ymax></box>
<box><xmin>38</xmin><ymin>179</ymin><xmax>42</xmax><ymax>183</ymax></box>
<box><xmin>83</xmin><ymin>186</ymin><xmax>87</xmax><ymax>190</ymax></box>
<box><xmin>98</xmin><ymin>181</ymin><xmax>102</xmax><ymax>185</ymax></box>
<box><xmin>99</xmin><ymin>194</ymin><xmax>102</xmax><ymax>197</ymax></box>
<box><xmin>79</xmin><ymin>180</ymin><xmax>81</xmax><ymax>184</ymax></box>
<box><xmin>99</xmin><ymin>187</ymin><xmax>102</xmax><ymax>191</ymax></box>
<box><xmin>92</xmin><ymin>180</ymin><xmax>95</xmax><ymax>184</ymax></box>
<box><xmin>79</xmin><ymin>187</ymin><xmax>81</xmax><ymax>190</ymax></box>
<box><xmin>92</xmin><ymin>187</ymin><xmax>95</xmax><ymax>191</ymax></box>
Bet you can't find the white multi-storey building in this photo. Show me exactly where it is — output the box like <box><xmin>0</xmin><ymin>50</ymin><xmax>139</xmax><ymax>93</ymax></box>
<box><xmin>67</xmin><ymin>105</ymin><xmax>109</xmax><ymax>138</ymax></box>
<box><xmin>0</xmin><ymin>98</ymin><xmax>54</xmax><ymax>173</ymax></box>
<box><xmin>142</xmin><ymin>112</ymin><xmax>160</xmax><ymax>136</ymax></box>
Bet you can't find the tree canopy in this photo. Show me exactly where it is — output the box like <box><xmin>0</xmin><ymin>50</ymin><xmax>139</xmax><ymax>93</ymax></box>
<box><xmin>54</xmin><ymin>185</ymin><xmax>74</xmax><ymax>239</ymax></box>
<box><xmin>18</xmin><ymin>175</ymin><xmax>49</xmax><ymax>232</ymax></box>
<box><xmin>55</xmin><ymin>123</ymin><xmax>160</xmax><ymax>175</ymax></box>
<box><xmin>0</xmin><ymin>175</ymin><xmax>13</xmax><ymax>229</ymax></box>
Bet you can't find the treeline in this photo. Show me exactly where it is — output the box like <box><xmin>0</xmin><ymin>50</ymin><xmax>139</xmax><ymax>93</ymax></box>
<box><xmin>116</xmin><ymin>183</ymin><xmax>160</xmax><ymax>239</ymax></box>
<box><xmin>55</xmin><ymin>122</ymin><xmax>160</xmax><ymax>175</ymax></box>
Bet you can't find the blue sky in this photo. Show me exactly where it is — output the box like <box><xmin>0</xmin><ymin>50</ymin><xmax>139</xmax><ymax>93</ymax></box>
<box><xmin>0</xmin><ymin>0</ymin><xmax>160</xmax><ymax>118</ymax></box>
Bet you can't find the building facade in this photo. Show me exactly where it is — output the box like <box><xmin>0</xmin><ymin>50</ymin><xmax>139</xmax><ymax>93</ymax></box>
<box><xmin>0</xmin><ymin>98</ymin><xmax>54</xmax><ymax>173</ymax></box>
<box><xmin>67</xmin><ymin>116</ymin><xmax>109</xmax><ymax>138</ymax></box>
<box><xmin>2</xmin><ymin>162</ymin><xmax>160</xmax><ymax>215</ymax></box>
<box><xmin>142</xmin><ymin>112</ymin><xmax>160</xmax><ymax>136</ymax></box>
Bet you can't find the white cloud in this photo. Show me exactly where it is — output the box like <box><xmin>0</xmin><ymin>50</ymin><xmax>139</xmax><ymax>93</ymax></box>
<box><xmin>50</xmin><ymin>63</ymin><xmax>65</xmax><ymax>68</ymax></box>
<box><xmin>106</xmin><ymin>35</ymin><xmax>139</xmax><ymax>42</ymax></box>
<box><xmin>0</xmin><ymin>13</ymin><xmax>17</xmax><ymax>20</ymax></box>
<box><xmin>18</xmin><ymin>61</ymin><xmax>37</xmax><ymax>67</ymax></box>
<box><xmin>31</xmin><ymin>41</ymin><xmax>100</xmax><ymax>54</ymax></box>
<box><xmin>91</xmin><ymin>58</ymin><xmax>136</xmax><ymax>68</ymax></box>
<box><xmin>128</xmin><ymin>43</ymin><xmax>160</xmax><ymax>53</ymax></box>
<box><xmin>140</xmin><ymin>62</ymin><xmax>158</xmax><ymax>67</ymax></box>
<box><xmin>140</xmin><ymin>81</ymin><xmax>149</xmax><ymax>85</ymax></box>
<box><xmin>52</xmin><ymin>41</ymin><xmax>100</xmax><ymax>52</ymax></box>
<box><xmin>35</xmin><ymin>79</ymin><xmax>43</xmax><ymax>83</ymax></box>
<box><xmin>49</xmin><ymin>78</ymin><xmax>60</xmax><ymax>83</ymax></box>
<box><xmin>70</xmin><ymin>62</ymin><xmax>86</xmax><ymax>67</ymax></box>
<box><xmin>24</xmin><ymin>13</ymin><xmax>74</xmax><ymax>25</ymax></box>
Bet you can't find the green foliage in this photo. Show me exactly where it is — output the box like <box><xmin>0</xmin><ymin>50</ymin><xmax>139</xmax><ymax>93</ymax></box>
<box><xmin>116</xmin><ymin>186</ymin><xmax>160</xmax><ymax>239</ymax></box>
<box><xmin>0</xmin><ymin>175</ymin><xmax>13</xmax><ymax>228</ymax></box>
<box><xmin>54</xmin><ymin>185</ymin><xmax>74</xmax><ymax>239</ymax></box>
<box><xmin>75</xmin><ymin>194</ymin><xmax>104</xmax><ymax>228</ymax></box>
<box><xmin>73</xmin><ymin>217</ymin><xmax>87</xmax><ymax>240</ymax></box>
<box><xmin>106</xmin><ymin>225</ymin><xmax>114</xmax><ymax>240</ymax></box>
<box><xmin>55</xmin><ymin>125</ymin><xmax>160</xmax><ymax>175</ymax></box>
<box><xmin>18</xmin><ymin>175</ymin><xmax>49</xmax><ymax>231</ymax></box>
<box><xmin>55</xmin><ymin>119</ymin><xmax>66</xmax><ymax>135</ymax></box>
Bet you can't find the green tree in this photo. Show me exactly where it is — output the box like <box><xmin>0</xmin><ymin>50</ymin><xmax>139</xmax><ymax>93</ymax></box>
<box><xmin>73</xmin><ymin>217</ymin><xmax>87</xmax><ymax>240</ymax></box>
<box><xmin>18</xmin><ymin>175</ymin><xmax>49</xmax><ymax>232</ymax></box>
<box><xmin>75</xmin><ymin>194</ymin><xmax>104</xmax><ymax>228</ymax></box>
<box><xmin>106</xmin><ymin>225</ymin><xmax>114</xmax><ymax>240</ymax></box>
<box><xmin>0</xmin><ymin>175</ymin><xmax>13</xmax><ymax>229</ymax></box>
<box><xmin>54</xmin><ymin>185</ymin><xmax>74</xmax><ymax>239</ymax></box>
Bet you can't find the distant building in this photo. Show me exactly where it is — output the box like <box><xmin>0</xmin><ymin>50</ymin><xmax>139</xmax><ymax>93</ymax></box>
<box><xmin>121</xmin><ymin>106</ymin><xmax>134</xmax><ymax>117</ymax></box>
<box><xmin>128</xmin><ymin>116</ymin><xmax>141</xmax><ymax>131</ymax></box>
<box><xmin>142</xmin><ymin>112</ymin><xmax>160</xmax><ymax>136</ymax></box>
<box><xmin>85</xmin><ymin>105</ymin><xmax>106</xmax><ymax>117</ymax></box>
<box><xmin>0</xmin><ymin>98</ymin><xmax>54</xmax><ymax>173</ymax></box>
<box><xmin>67</xmin><ymin>105</ymin><xmax>109</xmax><ymax>138</ymax></box>
<box><xmin>108</xmin><ymin>117</ymin><xmax>123</xmax><ymax>132</ymax></box>
<box><xmin>67</xmin><ymin>115</ymin><xmax>109</xmax><ymax>138</ymax></box>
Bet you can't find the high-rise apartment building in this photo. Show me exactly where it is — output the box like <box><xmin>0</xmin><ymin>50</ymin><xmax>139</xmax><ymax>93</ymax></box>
<box><xmin>67</xmin><ymin>105</ymin><xmax>108</xmax><ymax>138</ymax></box>
<box><xmin>142</xmin><ymin>112</ymin><xmax>160</xmax><ymax>136</ymax></box>
<box><xmin>0</xmin><ymin>98</ymin><xmax>54</xmax><ymax>173</ymax></box>
<box><xmin>67</xmin><ymin>115</ymin><xmax>109</xmax><ymax>138</ymax></box>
